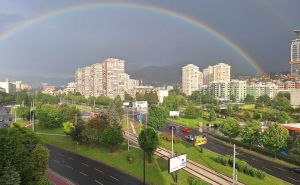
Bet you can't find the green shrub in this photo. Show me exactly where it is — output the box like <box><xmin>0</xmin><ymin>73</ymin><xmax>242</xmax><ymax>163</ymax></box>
<box><xmin>160</xmin><ymin>132</ymin><xmax>181</xmax><ymax>143</ymax></box>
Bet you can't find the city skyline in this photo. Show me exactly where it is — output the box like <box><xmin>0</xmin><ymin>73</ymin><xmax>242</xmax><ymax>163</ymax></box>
<box><xmin>0</xmin><ymin>0</ymin><xmax>299</xmax><ymax>86</ymax></box>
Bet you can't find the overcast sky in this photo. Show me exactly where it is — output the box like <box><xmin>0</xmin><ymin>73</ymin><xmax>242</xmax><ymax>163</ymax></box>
<box><xmin>0</xmin><ymin>0</ymin><xmax>299</xmax><ymax>86</ymax></box>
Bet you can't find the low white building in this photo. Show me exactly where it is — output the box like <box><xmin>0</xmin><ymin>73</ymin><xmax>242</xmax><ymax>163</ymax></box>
<box><xmin>0</xmin><ymin>79</ymin><xmax>16</xmax><ymax>93</ymax></box>
<box><xmin>291</xmin><ymin>89</ymin><xmax>300</xmax><ymax>108</ymax></box>
<box><xmin>157</xmin><ymin>90</ymin><xmax>169</xmax><ymax>104</ymax></box>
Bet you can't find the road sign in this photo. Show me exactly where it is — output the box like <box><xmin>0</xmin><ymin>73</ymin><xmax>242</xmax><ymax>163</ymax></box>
<box><xmin>137</xmin><ymin>113</ymin><xmax>142</xmax><ymax>121</ymax></box>
<box><xmin>194</xmin><ymin>135</ymin><xmax>207</xmax><ymax>146</ymax></box>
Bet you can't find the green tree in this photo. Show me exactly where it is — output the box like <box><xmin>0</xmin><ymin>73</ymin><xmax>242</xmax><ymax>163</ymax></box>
<box><xmin>276</xmin><ymin>111</ymin><xmax>291</xmax><ymax>123</ymax></box>
<box><xmin>96</xmin><ymin>95</ymin><xmax>112</xmax><ymax>105</ymax></box>
<box><xmin>257</xmin><ymin>95</ymin><xmax>271</xmax><ymax>106</ymax></box>
<box><xmin>15</xmin><ymin>91</ymin><xmax>32</xmax><ymax>106</ymax></box>
<box><xmin>36</xmin><ymin>105</ymin><xmax>62</xmax><ymax>128</ymax></box>
<box><xmin>0</xmin><ymin>161</ymin><xmax>21</xmax><ymax>185</ymax></box>
<box><xmin>69</xmin><ymin>120</ymin><xmax>85</xmax><ymax>142</ymax></box>
<box><xmin>184</xmin><ymin>104</ymin><xmax>199</xmax><ymax>119</ymax></box>
<box><xmin>295</xmin><ymin>136</ymin><xmax>300</xmax><ymax>155</ymax></box>
<box><xmin>145</xmin><ymin>91</ymin><xmax>159</xmax><ymax>106</ymax></box>
<box><xmin>16</xmin><ymin>106</ymin><xmax>30</xmax><ymax>120</ymax></box>
<box><xmin>58</xmin><ymin>104</ymin><xmax>80</xmax><ymax>123</ymax></box>
<box><xmin>102</xmin><ymin>126</ymin><xmax>124</xmax><ymax>152</ymax></box>
<box><xmin>240</xmin><ymin>121</ymin><xmax>261</xmax><ymax>149</ymax></box>
<box><xmin>63</xmin><ymin>122</ymin><xmax>74</xmax><ymax>134</ymax></box>
<box><xmin>271</xmin><ymin>95</ymin><xmax>291</xmax><ymax>112</ymax></box>
<box><xmin>262</xmin><ymin>124</ymin><xmax>289</xmax><ymax>157</ymax></box>
<box><xmin>208</xmin><ymin>108</ymin><xmax>216</xmax><ymax>121</ymax></box>
<box><xmin>253</xmin><ymin>111</ymin><xmax>261</xmax><ymax>120</ymax></box>
<box><xmin>82</xmin><ymin>116</ymin><xmax>109</xmax><ymax>143</ymax></box>
<box><xmin>35</xmin><ymin>92</ymin><xmax>59</xmax><ymax>104</ymax></box>
<box><xmin>244</xmin><ymin>111</ymin><xmax>252</xmax><ymax>120</ymax></box>
<box><xmin>201</xmin><ymin>93</ymin><xmax>213</xmax><ymax>104</ymax></box>
<box><xmin>138</xmin><ymin>127</ymin><xmax>159</xmax><ymax>162</ymax></box>
<box><xmin>219</xmin><ymin>118</ymin><xmax>240</xmax><ymax>140</ymax></box>
<box><xmin>135</xmin><ymin>92</ymin><xmax>145</xmax><ymax>101</ymax></box>
<box><xmin>233</xmin><ymin>104</ymin><xmax>239</xmax><ymax>111</ymax></box>
<box><xmin>244</xmin><ymin>94</ymin><xmax>255</xmax><ymax>104</ymax></box>
<box><xmin>230</xmin><ymin>95</ymin><xmax>236</xmax><ymax>103</ymax></box>
<box><xmin>148</xmin><ymin>106</ymin><xmax>166</xmax><ymax>129</ymax></box>
<box><xmin>124</xmin><ymin>92</ymin><xmax>134</xmax><ymax>101</ymax></box>
<box><xmin>107</xmin><ymin>103</ymin><xmax>121</xmax><ymax>126</ymax></box>
<box><xmin>29</xmin><ymin>144</ymin><xmax>49</xmax><ymax>183</ymax></box>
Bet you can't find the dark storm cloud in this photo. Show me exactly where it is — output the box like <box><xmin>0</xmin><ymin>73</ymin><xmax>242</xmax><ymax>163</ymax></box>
<box><xmin>0</xmin><ymin>0</ymin><xmax>299</xmax><ymax>86</ymax></box>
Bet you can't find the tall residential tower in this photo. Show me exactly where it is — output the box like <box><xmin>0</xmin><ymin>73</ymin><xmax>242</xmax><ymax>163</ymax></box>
<box><xmin>289</xmin><ymin>30</ymin><xmax>300</xmax><ymax>81</ymax></box>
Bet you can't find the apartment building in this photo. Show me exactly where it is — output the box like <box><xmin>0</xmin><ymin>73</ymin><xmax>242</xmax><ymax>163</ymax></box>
<box><xmin>210</xmin><ymin>81</ymin><xmax>230</xmax><ymax>100</ymax></box>
<box><xmin>246</xmin><ymin>82</ymin><xmax>278</xmax><ymax>99</ymax></box>
<box><xmin>0</xmin><ymin>79</ymin><xmax>16</xmax><ymax>94</ymax></box>
<box><xmin>203</xmin><ymin>63</ymin><xmax>231</xmax><ymax>85</ymax></box>
<box><xmin>289</xmin><ymin>30</ymin><xmax>300</xmax><ymax>81</ymax></box>
<box><xmin>203</xmin><ymin>66</ymin><xmax>213</xmax><ymax>85</ymax></box>
<box><xmin>182</xmin><ymin>64</ymin><xmax>201</xmax><ymax>96</ymax></box>
<box><xmin>230</xmin><ymin>80</ymin><xmax>247</xmax><ymax>101</ymax></box>
<box><xmin>75</xmin><ymin>58</ymin><xmax>138</xmax><ymax>99</ymax></box>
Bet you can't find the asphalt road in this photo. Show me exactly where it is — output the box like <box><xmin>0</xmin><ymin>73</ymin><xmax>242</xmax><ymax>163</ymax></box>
<box><xmin>46</xmin><ymin>145</ymin><xmax>144</xmax><ymax>185</ymax></box>
<box><xmin>160</xmin><ymin>122</ymin><xmax>300</xmax><ymax>185</ymax></box>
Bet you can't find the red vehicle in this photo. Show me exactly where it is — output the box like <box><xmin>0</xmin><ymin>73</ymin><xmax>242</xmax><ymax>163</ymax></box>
<box><xmin>181</xmin><ymin>127</ymin><xmax>191</xmax><ymax>134</ymax></box>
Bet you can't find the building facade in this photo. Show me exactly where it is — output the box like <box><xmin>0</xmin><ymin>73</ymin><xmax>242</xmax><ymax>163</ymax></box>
<box><xmin>289</xmin><ymin>30</ymin><xmax>300</xmax><ymax>81</ymax></box>
<box><xmin>230</xmin><ymin>80</ymin><xmax>247</xmax><ymax>101</ymax></box>
<box><xmin>213</xmin><ymin>63</ymin><xmax>231</xmax><ymax>82</ymax></box>
<box><xmin>203</xmin><ymin>66</ymin><xmax>213</xmax><ymax>85</ymax></box>
<box><xmin>210</xmin><ymin>81</ymin><xmax>230</xmax><ymax>100</ymax></box>
<box><xmin>0</xmin><ymin>79</ymin><xmax>16</xmax><ymax>94</ymax></box>
<box><xmin>182</xmin><ymin>64</ymin><xmax>201</xmax><ymax>96</ymax></box>
<box><xmin>246</xmin><ymin>82</ymin><xmax>278</xmax><ymax>99</ymax></box>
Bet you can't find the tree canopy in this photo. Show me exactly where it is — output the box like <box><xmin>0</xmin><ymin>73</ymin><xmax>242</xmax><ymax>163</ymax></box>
<box><xmin>138</xmin><ymin>127</ymin><xmax>159</xmax><ymax>162</ymax></box>
<box><xmin>219</xmin><ymin>118</ymin><xmax>240</xmax><ymax>139</ymax></box>
<box><xmin>148</xmin><ymin>106</ymin><xmax>167</xmax><ymax>129</ymax></box>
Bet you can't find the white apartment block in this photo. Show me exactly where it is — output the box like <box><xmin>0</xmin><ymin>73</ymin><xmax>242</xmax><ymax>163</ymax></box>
<box><xmin>157</xmin><ymin>89</ymin><xmax>169</xmax><ymax>104</ymax></box>
<box><xmin>0</xmin><ymin>79</ymin><xmax>16</xmax><ymax>94</ymax></box>
<box><xmin>64</xmin><ymin>82</ymin><xmax>76</xmax><ymax>94</ymax></box>
<box><xmin>246</xmin><ymin>82</ymin><xmax>278</xmax><ymax>99</ymax></box>
<box><xmin>213</xmin><ymin>63</ymin><xmax>231</xmax><ymax>82</ymax></box>
<box><xmin>75</xmin><ymin>58</ymin><xmax>138</xmax><ymax>99</ymax></box>
<box><xmin>230</xmin><ymin>80</ymin><xmax>246</xmax><ymax>101</ymax></box>
<box><xmin>289</xmin><ymin>30</ymin><xmax>300</xmax><ymax>81</ymax></box>
<box><xmin>210</xmin><ymin>81</ymin><xmax>230</xmax><ymax>100</ymax></box>
<box><xmin>203</xmin><ymin>66</ymin><xmax>213</xmax><ymax>85</ymax></box>
<box><xmin>182</xmin><ymin>64</ymin><xmax>201</xmax><ymax>96</ymax></box>
<box><xmin>203</xmin><ymin>63</ymin><xmax>231</xmax><ymax>85</ymax></box>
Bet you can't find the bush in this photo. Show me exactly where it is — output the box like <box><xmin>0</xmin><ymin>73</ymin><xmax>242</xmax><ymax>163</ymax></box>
<box><xmin>127</xmin><ymin>153</ymin><xmax>134</xmax><ymax>163</ymax></box>
<box><xmin>160</xmin><ymin>132</ymin><xmax>181</xmax><ymax>143</ymax></box>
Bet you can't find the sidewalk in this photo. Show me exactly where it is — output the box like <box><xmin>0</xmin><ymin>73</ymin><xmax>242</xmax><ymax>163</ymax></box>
<box><xmin>45</xmin><ymin>169</ymin><xmax>74</xmax><ymax>185</ymax></box>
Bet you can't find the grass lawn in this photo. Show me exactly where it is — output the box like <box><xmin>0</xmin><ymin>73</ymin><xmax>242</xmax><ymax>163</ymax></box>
<box><xmin>35</xmin><ymin>124</ymin><xmax>65</xmax><ymax>134</ymax></box>
<box><xmin>160</xmin><ymin>139</ymin><xmax>291</xmax><ymax>185</ymax></box>
<box><xmin>40</xmin><ymin>135</ymin><xmax>208</xmax><ymax>185</ymax></box>
<box><xmin>168</xmin><ymin>117</ymin><xmax>224</xmax><ymax>128</ymax></box>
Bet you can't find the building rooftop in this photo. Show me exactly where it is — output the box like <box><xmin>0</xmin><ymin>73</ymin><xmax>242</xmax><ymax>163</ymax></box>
<box><xmin>282</xmin><ymin>123</ymin><xmax>300</xmax><ymax>132</ymax></box>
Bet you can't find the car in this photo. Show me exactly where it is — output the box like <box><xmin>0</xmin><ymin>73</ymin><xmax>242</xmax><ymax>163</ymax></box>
<box><xmin>182</xmin><ymin>127</ymin><xmax>191</xmax><ymax>134</ymax></box>
<box><xmin>185</xmin><ymin>135</ymin><xmax>194</xmax><ymax>142</ymax></box>
<box><xmin>169</xmin><ymin>125</ymin><xmax>180</xmax><ymax>130</ymax></box>
<box><xmin>290</xmin><ymin>168</ymin><xmax>300</xmax><ymax>174</ymax></box>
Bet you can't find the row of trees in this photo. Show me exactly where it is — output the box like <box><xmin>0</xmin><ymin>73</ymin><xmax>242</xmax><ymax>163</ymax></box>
<box><xmin>0</xmin><ymin>125</ymin><xmax>49</xmax><ymax>185</ymax></box>
<box><xmin>219</xmin><ymin>119</ymin><xmax>292</xmax><ymax>157</ymax></box>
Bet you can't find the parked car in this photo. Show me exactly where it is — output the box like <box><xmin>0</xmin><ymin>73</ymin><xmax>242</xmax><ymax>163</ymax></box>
<box><xmin>185</xmin><ymin>135</ymin><xmax>194</xmax><ymax>142</ymax></box>
<box><xmin>182</xmin><ymin>127</ymin><xmax>191</xmax><ymax>134</ymax></box>
<box><xmin>290</xmin><ymin>168</ymin><xmax>300</xmax><ymax>174</ymax></box>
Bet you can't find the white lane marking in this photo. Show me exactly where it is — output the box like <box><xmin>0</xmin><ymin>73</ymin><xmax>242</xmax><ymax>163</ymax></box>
<box><xmin>65</xmin><ymin>165</ymin><xmax>73</xmax><ymax>170</ymax></box>
<box><xmin>288</xmin><ymin>177</ymin><xmax>300</xmax><ymax>183</ymax></box>
<box><xmin>68</xmin><ymin>157</ymin><xmax>74</xmax><ymax>160</ymax></box>
<box><xmin>251</xmin><ymin>158</ymin><xmax>258</xmax><ymax>162</ymax></box>
<box><xmin>53</xmin><ymin>159</ymin><xmax>60</xmax><ymax>163</ymax></box>
<box><xmin>94</xmin><ymin>180</ymin><xmax>103</xmax><ymax>185</ymax></box>
<box><xmin>81</xmin><ymin>162</ymin><xmax>89</xmax><ymax>167</ymax></box>
<box><xmin>94</xmin><ymin>168</ymin><xmax>103</xmax><ymax>173</ymax></box>
<box><xmin>110</xmin><ymin>175</ymin><xmax>120</xmax><ymax>181</ymax></box>
<box><xmin>273</xmin><ymin>166</ymin><xmax>286</xmax><ymax>171</ymax></box>
<box><xmin>262</xmin><ymin>167</ymin><xmax>273</xmax><ymax>172</ymax></box>
<box><xmin>79</xmin><ymin>172</ymin><xmax>88</xmax><ymax>176</ymax></box>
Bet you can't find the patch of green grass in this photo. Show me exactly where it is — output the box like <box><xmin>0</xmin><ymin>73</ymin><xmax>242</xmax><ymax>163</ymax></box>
<box><xmin>160</xmin><ymin>140</ymin><xmax>291</xmax><ymax>185</ymax></box>
<box><xmin>40</xmin><ymin>135</ymin><xmax>208</xmax><ymax>185</ymax></box>
<box><xmin>35</xmin><ymin>124</ymin><xmax>65</xmax><ymax>134</ymax></box>
<box><xmin>168</xmin><ymin>117</ymin><xmax>223</xmax><ymax>128</ymax></box>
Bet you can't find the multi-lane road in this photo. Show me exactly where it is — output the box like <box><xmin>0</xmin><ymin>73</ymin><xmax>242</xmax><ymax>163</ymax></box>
<box><xmin>46</xmin><ymin>145</ymin><xmax>144</xmax><ymax>185</ymax></box>
<box><xmin>160</xmin><ymin>121</ymin><xmax>300</xmax><ymax>185</ymax></box>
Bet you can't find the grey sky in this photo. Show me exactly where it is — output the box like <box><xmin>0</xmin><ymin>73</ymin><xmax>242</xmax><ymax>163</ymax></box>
<box><xmin>0</xmin><ymin>0</ymin><xmax>299</xmax><ymax>86</ymax></box>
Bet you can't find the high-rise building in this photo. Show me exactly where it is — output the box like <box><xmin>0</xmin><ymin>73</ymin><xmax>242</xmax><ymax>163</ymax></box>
<box><xmin>203</xmin><ymin>66</ymin><xmax>213</xmax><ymax>85</ymax></box>
<box><xmin>289</xmin><ymin>30</ymin><xmax>300</xmax><ymax>81</ymax></box>
<box><xmin>0</xmin><ymin>79</ymin><xmax>16</xmax><ymax>94</ymax></box>
<box><xmin>75</xmin><ymin>58</ymin><xmax>137</xmax><ymax>99</ymax></box>
<box><xmin>213</xmin><ymin>63</ymin><xmax>231</xmax><ymax>82</ymax></box>
<box><xmin>182</xmin><ymin>64</ymin><xmax>201</xmax><ymax>96</ymax></box>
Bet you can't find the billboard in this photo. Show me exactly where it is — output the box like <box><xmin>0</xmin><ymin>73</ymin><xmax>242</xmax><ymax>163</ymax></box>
<box><xmin>194</xmin><ymin>135</ymin><xmax>207</xmax><ymax>146</ymax></box>
<box><xmin>133</xmin><ymin>101</ymin><xmax>148</xmax><ymax>109</ymax></box>
<box><xmin>168</xmin><ymin>154</ymin><xmax>187</xmax><ymax>173</ymax></box>
<box><xmin>169</xmin><ymin>111</ymin><xmax>180</xmax><ymax>117</ymax></box>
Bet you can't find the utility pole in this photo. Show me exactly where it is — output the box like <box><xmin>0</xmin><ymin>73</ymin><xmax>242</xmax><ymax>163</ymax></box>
<box><xmin>127</xmin><ymin>109</ymin><xmax>129</xmax><ymax>151</ymax></box>
<box><xmin>143</xmin><ymin>150</ymin><xmax>146</xmax><ymax>185</ymax></box>
<box><xmin>232</xmin><ymin>144</ymin><xmax>236</xmax><ymax>185</ymax></box>
<box><xmin>171</xmin><ymin>127</ymin><xmax>174</xmax><ymax>157</ymax></box>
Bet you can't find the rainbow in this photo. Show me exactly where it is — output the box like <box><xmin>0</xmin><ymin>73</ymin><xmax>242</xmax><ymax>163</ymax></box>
<box><xmin>0</xmin><ymin>1</ymin><xmax>265</xmax><ymax>74</ymax></box>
